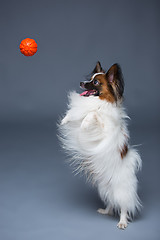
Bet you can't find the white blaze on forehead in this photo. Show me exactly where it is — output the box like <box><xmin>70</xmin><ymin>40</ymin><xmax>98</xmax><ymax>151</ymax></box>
<box><xmin>91</xmin><ymin>72</ymin><xmax>105</xmax><ymax>80</ymax></box>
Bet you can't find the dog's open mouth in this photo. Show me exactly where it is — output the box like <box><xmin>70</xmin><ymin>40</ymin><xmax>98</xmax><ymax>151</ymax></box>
<box><xmin>80</xmin><ymin>89</ymin><xmax>99</xmax><ymax>97</ymax></box>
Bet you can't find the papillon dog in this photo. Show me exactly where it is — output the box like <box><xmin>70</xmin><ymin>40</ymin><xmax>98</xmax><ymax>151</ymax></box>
<box><xmin>59</xmin><ymin>62</ymin><xmax>142</xmax><ymax>229</ymax></box>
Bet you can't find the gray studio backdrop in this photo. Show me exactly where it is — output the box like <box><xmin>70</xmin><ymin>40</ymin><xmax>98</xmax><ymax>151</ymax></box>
<box><xmin>0</xmin><ymin>1</ymin><xmax>159</xmax><ymax>240</ymax></box>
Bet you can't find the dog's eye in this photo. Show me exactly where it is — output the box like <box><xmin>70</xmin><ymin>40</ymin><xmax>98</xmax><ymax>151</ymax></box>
<box><xmin>93</xmin><ymin>79</ymin><xmax>99</xmax><ymax>85</ymax></box>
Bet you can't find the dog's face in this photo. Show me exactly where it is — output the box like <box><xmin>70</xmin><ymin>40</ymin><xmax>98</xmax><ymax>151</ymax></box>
<box><xmin>80</xmin><ymin>62</ymin><xmax>124</xmax><ymax>103</ymax></box>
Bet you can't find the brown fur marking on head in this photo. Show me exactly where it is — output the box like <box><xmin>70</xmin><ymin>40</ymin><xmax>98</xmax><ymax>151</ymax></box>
<box><xmin>93</xmin><ymin>74</ymin><xmax>116</xmax><ymax>103</ymax></box>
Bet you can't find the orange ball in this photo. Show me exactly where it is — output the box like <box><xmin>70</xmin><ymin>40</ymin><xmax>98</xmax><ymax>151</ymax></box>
<box><xmin>19</xmin><ymin>38</ymin><xmax>37</xmax><ymax>56</ymax></box>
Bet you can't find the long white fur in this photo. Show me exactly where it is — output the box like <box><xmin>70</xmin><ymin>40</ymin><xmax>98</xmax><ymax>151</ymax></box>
<box><xmin>59</xmin><ymin>91</ymin><xmax>142</xmax><ymax>229</ymax></box>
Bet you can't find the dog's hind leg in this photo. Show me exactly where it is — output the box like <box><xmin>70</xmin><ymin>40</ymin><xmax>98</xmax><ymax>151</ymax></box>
<box><xmin>117</xmin><ymin>209</ymin><xmax>128</xmax><ymax>230</ymax></box>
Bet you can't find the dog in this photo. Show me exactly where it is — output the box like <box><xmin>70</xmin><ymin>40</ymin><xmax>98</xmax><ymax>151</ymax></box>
<box><xmin>59</xmin><ymin>62</ymin><xmax>142</xmax><ymax>229</ymax></box>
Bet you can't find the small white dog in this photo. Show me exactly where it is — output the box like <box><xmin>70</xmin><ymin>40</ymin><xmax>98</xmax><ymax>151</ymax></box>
<box><xmin>59</xmin><ymin>62</ymin><xmax>142</xmax><ymax>229</ymax></box>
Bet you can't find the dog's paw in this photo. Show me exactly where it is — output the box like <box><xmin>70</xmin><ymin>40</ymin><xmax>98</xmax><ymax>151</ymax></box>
<box><xmin>97</xmin><ymin>208</ymin><xmax>108</xmax><ymax>215</ymax></box>
<box><xmin>97</xmin><ymin>207</ymin><xmax>113</xmax><ymax>216</ymax></box>
<box><xmin>80</xmin><ymin>112</ymin><xmax>96</xmax><ymax>130</ymax></box>
<box><xmin>61</xmin><ymin>116</ymin><xmax>69</xmax><ymax>125</ymax></box>
<box><xmin>80</xmin><ymin>119</ymin><xmax>91</xmax><ymax>130</ymax></box>
<box><xmin>117</xmin><ymin>221</ymin><xmax>128</xmax><ymax>230</ymax></box>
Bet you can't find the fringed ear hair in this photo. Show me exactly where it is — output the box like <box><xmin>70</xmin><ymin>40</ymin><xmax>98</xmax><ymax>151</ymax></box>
<box><xmin>106</xmin><ymin>63</ymin><xmax>124</xmax><ymax>99</ymax></box>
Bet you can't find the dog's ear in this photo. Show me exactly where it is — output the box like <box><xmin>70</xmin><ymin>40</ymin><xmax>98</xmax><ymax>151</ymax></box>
<box><xmin>93</xmin><ymin>61</ymin><xmax>104</xmax><ymax>73</ymax></box>
<box><xmin>106</xmin><ymin>63</ymin><xmax>124</xmax><ymax>99</ymax></box>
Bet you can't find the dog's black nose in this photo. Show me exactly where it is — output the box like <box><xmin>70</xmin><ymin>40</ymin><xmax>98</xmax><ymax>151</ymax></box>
<box><xmin>80</xmin><ymin>82</ymin><xmax>85</xmax><ymax>89</ymax></box>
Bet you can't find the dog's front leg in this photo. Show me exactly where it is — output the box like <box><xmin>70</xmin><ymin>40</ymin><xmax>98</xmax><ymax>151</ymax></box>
<box><xmin>81</xmin><ymin>112</ymin><xmax>103</xmax><ymax>130</ymax></box>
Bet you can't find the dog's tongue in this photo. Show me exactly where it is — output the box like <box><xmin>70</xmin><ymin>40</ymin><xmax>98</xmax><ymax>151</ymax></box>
<box><xmin>80</xmin><ymin>90</ymin><xmax>95</xmax><ymax>96</ymax></box>
<box><xmin>80</xmin><ymin>91</ymin><xmax>89</xmax><ymax>96</ymax></box>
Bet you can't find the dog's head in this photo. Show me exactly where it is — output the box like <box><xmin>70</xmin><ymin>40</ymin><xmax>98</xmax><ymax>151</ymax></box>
<box><xmin>80</xmin><ymin>62</ymin><xmax>124</xmax><ymax>103</ymax></box>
